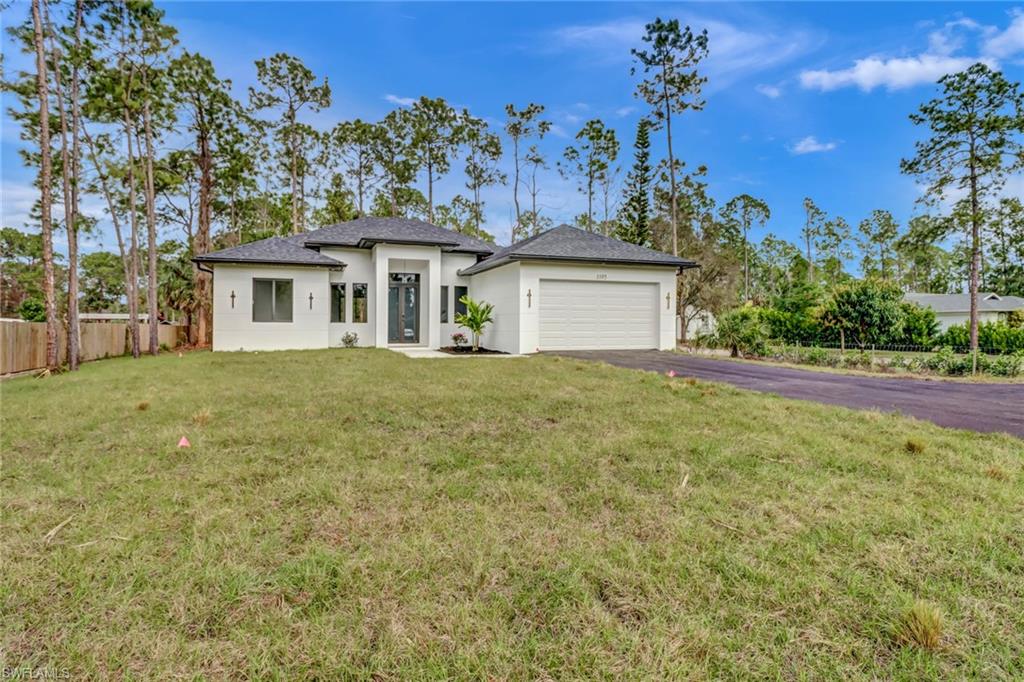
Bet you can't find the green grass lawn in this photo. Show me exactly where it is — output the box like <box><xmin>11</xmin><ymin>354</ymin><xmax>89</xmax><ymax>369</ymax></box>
<box><xmin>2</xmin><ymin>349</ymin><xmax>1022</xmax><ymax>679</ymax></box>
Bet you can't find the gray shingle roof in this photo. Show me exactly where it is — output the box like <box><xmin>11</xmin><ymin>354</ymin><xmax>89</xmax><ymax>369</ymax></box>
<box><xmin>193</xmin><ymin>236</ymin><xmax>345</xmax><ymax>268</ymax></box>
<box><xmin>905</xmin><ymin>292</ymin><xmax>1024</xmax><ymax>313</ymax></box>
<box><xmin>194</xmin><ymin>217</ymin><xmax>495</xmax><ymax>268</ymax></box>
<box><xmin>459</xmin><ymin>224</ymin><xmax>697</xmax><ymax>276</ymax></box>
<box><xmin>302</xmin><ymin>217</ymin><xmax>494</xmax><ymax>254</ymax></box>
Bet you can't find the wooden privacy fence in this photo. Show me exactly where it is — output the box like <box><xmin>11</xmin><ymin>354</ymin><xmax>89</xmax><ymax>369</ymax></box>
<box><xmin>0</xmin><ymin>320</ymin><xmax>183</xmax><ymax>374</ymax></box>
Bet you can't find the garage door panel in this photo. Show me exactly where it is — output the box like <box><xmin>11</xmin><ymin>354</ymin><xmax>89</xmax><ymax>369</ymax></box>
<box><xmin>538</xmin><ymin>279</ymin><xmax>658</xmax><ymax>350</ymax></box>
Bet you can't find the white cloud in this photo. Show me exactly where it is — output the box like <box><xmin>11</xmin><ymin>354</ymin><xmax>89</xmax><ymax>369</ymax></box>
<box><xmin>983</xmin><ymin>9</ymin><xmax>1024</xmax><ymax>59</ymax></box>
<box><xmin>801</xmin><ymin>10</ymin><xmax>1024</xmax><ymax>93</ymax></box>
<box><xmin>547</xmin><ymin>14</ymin><xmax>822</xmax><ymax>91</ymax></box>
<box><xmin>800</xmin><ymin>54</ymin><xmax>988</xmax><ymax>92</ymax></box>
<box><xmin>547</xmin><ymin>124</ymin><xmax>570</xmax><ymax>139</ymax></box>
<box><xmin>755</xmin><ymin>83</ymin><xmax>782</xmax><ymax>98</ymax></box>
<box><xmin>614</xmin><ymin>106</ymin><xmax>636</xmax><ymax>117</ymax></box>
<box><xmin>790</xmin><ymin>136</ymin><xmax>838</xmax><ymax>155</ymax></box>
<box><xmin>383</xmin><ymin>94</ymin><xmax>415</xmax><ymax>107</ymax></box>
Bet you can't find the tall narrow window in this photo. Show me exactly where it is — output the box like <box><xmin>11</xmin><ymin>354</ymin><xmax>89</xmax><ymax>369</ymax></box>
<box><xmin>330</xmin><ymin>283</ymin><xmax>346</xmax><ymax>323</ymax></box>
<box><xmin>440</xmin><ymin>285</ymin><xmax>449</xmax><ymax>323</ymax></box>
<box><xmin>352</xmin><ymin>283</ymin><xmax>368</xmax><ymax>323</ymax></box>
<box><xmin>454</xmin><ymin>285</ymin><xmax>468</xmax><ymax>317</ymax></box>
<box><xmin>253</xmin><ymin>279</ymin><xmax>293</xmax><ymax>322</ymax></box>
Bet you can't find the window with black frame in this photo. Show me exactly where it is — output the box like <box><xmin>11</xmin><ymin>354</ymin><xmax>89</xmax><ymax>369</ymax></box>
<box><xmin>330</xmin><ymin>283</ymin><xmax>346</xmax><ymax>323</ymax></box>
<box><xmin>440</xmin><ymin>285</ymin><xmax>449</xmax><ymax>323</ymax></box>
<box><xmin>352</xmin><ymin>283</ymin><xmax>368</xmax><ymax>323</ymax></box>
<box><xmin>252</xmin><ymin>278</ymin><xmax>293</xmax><ymax>322</ymax></box>
<box><xmin>454</xmin><ymin>285</ymin><xmax>468</xmax><ymax>317</ymax></box>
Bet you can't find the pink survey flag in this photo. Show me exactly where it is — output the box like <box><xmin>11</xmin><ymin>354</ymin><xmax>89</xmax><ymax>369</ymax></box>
<box><xmin>177</xmin><ymin>436</ymin><xmax>191</xmax><ymax>448</ymax></box>
<box><xmin>667</xmin><ymin>370</ymin><xmax>677</xmax><ymax>378</ymax></box>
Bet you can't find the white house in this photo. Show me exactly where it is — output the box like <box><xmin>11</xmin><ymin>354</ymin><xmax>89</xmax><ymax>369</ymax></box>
<box><xmin>904</xmin><ymin>292</ymin><xmax>1024</xmax><ymax>331</ymax></box>
<box><xmin>195</xmin><ymin>217</ymin><xmax>697</xmax><ymax>354</ymax></box>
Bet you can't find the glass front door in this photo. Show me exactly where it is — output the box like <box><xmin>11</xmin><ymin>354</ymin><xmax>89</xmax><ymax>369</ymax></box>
<box><xmin>388</xmin><ymin>273</ymin><xmax>420</xmax><ymax>344</ymax></box>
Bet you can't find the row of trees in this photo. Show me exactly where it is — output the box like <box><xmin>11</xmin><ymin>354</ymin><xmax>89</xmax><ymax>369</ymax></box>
<box><xmin>6</xmin><ymin>3</ymin><xmax>1022</xmax><ymax>373</ymax></box>
<box><xmin>682</xmin><ymin>62</ymin><xmax>1024</xmax><ymax>363</ymax></box>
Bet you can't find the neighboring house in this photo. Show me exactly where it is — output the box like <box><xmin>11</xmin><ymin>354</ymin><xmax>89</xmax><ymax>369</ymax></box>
<box><xmin>904</xmin><ymin>292</ymin><xmax>1024</xmax><ymax>331</ymax></box>
<box><xmin>194</xmin><ymin>217</ymin><xmax>697</xmax><ymax>354</ymax></box>
<box><xmin>677</xmin><ymin>307</ymin><xmax>717</xmax><ymax>341</ymax></box>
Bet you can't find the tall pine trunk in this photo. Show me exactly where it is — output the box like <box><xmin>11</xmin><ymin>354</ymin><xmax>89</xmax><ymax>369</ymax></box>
<box><xmin>662</xmin><ymin>59</ymin><xmax>678</xmax><ymax>258</ymax></box>
<box><xmin>195</xmin><ymin>121</ymin><xmax>213</xmax><ymax>346</ymax></box>
<box><xmin>122</xmin><ymin>90</ymin><xmax>141</xmax><ymax>359</ymax></box>
<box><xmin>289</xmin><ymin>121</ymin><xmax>299</xmax><ymax>233</ymax></box>
<box><xmin>69</xmin><ymin>0</ymin><xmax>83</xmax><ymax>368</ymax></box>
<box><xmin>47</xmin><ymin>0</ymin><xmax>79</xmax><ymax>370</ymax></box>
<box><xmin>32</xmin><ymin>0</ymin><xmax>59</xmax><ymax>370</ymax></box>
<box><xmin>426</xmin><ymin>155</ymin><xmax>434</xmax><ymax>224</ymax></box>
<box><xmin>511</xmin><ymin>136</ymin><xmax>521</xmax><ymax>239</ymax></box>
<box><xmin>743</xmin><ymin>227</ymin><xmax>749</xmax><ymax>302</ymax></box>
<box><xmin>142</xmin><ymin>94</ymin><xmax>159</xmax><ymax>355</ymax></box>
<box><xmin>968</xmin><ymin>147</ymin><xmax>981</xmax><ymax>372</ymax></box>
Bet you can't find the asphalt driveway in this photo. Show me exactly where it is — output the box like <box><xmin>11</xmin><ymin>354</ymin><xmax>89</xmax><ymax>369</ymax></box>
<box><xmin>553</xmin><ymin>350</ymin><xmax>1024</xmax><ymax>438</ymax></box>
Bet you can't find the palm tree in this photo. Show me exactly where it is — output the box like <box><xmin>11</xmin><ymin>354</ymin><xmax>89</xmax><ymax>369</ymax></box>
<box><xmin>454</xmin><ymin>295</ymin><xmax>494</xmax><ymax>352</ymax></box>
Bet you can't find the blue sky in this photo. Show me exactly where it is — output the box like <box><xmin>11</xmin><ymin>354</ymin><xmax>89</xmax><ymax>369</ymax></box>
<box><xmin>2</xmin><ymin>2</ymin><xmax>1023</xmax><ymax>257</ymax></box>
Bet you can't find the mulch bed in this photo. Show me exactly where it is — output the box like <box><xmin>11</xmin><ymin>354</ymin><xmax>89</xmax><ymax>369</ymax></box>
<box><xmin>438</xmin><ymin>346</ymin><xmax>508</xmax><ymax>355</ymax></box>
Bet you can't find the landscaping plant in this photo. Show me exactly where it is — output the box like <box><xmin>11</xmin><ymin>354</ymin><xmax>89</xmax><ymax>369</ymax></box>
<box><xmin>714</xmin><ymin>306</ymin><xmax>768</xmax><ymax>357</ymax></box>
<box><xmin>454</xmin><ymin>295</ymin><xmax>494</xmax><ymax>352</ymax></box>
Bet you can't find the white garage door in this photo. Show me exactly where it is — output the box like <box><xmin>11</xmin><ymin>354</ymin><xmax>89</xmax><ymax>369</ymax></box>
<box><xmin>538</xmin><ymin>279</ymin><xmax>659</xmax><ymax>350</ymax></box>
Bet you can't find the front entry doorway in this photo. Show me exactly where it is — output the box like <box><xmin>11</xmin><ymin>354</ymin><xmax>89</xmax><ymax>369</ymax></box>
<box><xmin>388</xmin><ymin>273</ymin><xmax>420</xmax><ymax>344</ymax></box>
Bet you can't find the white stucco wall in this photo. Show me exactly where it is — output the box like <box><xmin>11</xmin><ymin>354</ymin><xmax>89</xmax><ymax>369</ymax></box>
<box><xmin>211</xmin><ymin>264</ymin><xmax>331</xmax><ymax>351</ymax></box>
<box><xmin>469</xmin><ymin>262</ymin><xmax>521</xmax><ymax>354</ymax></box>
<box><xmin>441</xmin><ymin>253</ymin><xmax>477</xmax><ymax>345</ymax></box>
<box><xmin>371</xmin><ymin>244</ymin><xmax>441</xmax><ymax>348</ymax></box>
<box><xmin>320</xmin><ymin>247</ymin><xmax>375</xmax><ymax>347</ymax></box>
<box><xmin>517</xmin><ymin>262</ymin><xmax>677</xmax><ymax>354</ymax></box>
<box><xmin>210</xmin><ymin>252</ymin><xmax>679</xmax><ymax>355</ymax></box>
<box><xmin>934</xmin><ymin>311</ymin><xmax>1002</xmax><ymax>332</ymax></box>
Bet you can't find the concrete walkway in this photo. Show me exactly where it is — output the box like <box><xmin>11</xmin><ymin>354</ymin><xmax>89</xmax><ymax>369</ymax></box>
<box><xmin>553</xmin><ymin>350</ymin><xmax>1024</xmax><ymax>438</ymax></box>
<box><xmin>391</xmin><ymin>347</ymin><xmax>521</xmax><ymax>359</ymax></box>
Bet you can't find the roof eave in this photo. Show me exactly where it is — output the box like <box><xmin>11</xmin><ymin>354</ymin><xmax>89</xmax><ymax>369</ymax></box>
<box><xmin>191</xmin><ymin>257</ymin><xmax>345</xmax><ymax>270</ymax></box>
<box><xmin>460</xmin><ymin>253</ymin><xmax>697</xmax><ymax>276</ymax></box>
<box><xmin>357</xmin><ymin>237</ymin><xmax>460</xmax><ymax>249</ymax></box>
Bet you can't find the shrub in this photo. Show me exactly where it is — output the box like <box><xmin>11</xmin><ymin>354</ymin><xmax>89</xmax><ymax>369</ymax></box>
<box><xmin>714</xmin><ymin>307</ymin><xmax>769</xmax><ymax>358</ymax></box>
<box><xmin>451</xmin><ymin>332</ymin><xmax>468</xmax><ymax>348</ymax></box>
<box><xmin>802</xmin><ymin>346</ymin><xmax>831</xmax><ymax>366</ymax></box>
<box><xmin>1007</xmin><ymin>309</ymin><xmax>1024</xmax><ymax>329</ymax></box>
<box><xmin>924</xmin><ymin>346</ymin><xmax>957</xmax><ymax>373</ymax></box>
<box><xmin>841</xmin><ymin>350</ymin><xmax>873</xmax><ymax>369</ymax></box>
<box><xmin>988</xmin><ymin>351</ymin><xmax>1024</xmax><ymax>377</ymax></box>
<box><xmin>341</xmin><ymin>332</ymin><xmax>358</xmax><ymax>348</ymax></box>
<box><xmin>889</xmin><ymin>353</ymin><xmax>908</xmax><ymax>369</ymax></box>
<box><xmin>936</xmin><ymin>320</ymin><xmax>1024</xmax><ymax>354</ymax></box>
<box><xmin>17</xmin><ymin>298</ymin><xmax>46</xmax><ymax>322</ymax></box>
<box><xmin>899</xmin><ymin>302</ymin><xmax>939</xmax><ymax>346</ymax></box>
<box><xmin>819</xmin><ymin>280</ymin><xmax>905</xmax><ymax>348</ymax></box>
<box><xmin>904</xmin><ymin>438</ymin><xmax>926</xmax><ymax>454</ymax></box>
<box><xmin>760</xmin><ymin>307</ymin><xmax>822</xmax><ymax>346</ymax></box>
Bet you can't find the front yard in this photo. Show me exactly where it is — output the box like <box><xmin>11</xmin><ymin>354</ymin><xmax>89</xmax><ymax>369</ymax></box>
<box><xmin>2</xmin><ymin>349</ymin><xmax>1021</xmax><ymax>679</ymax></box>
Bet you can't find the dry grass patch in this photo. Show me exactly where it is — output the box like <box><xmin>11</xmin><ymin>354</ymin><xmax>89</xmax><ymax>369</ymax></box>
<box><xmin>904</xmin><ymin>438</ymin><xmax>927</xmax><ymax>454</ymax></box>
<box><xmin>893</xmin><ymin>600</ymin><xmax>945</xmax><ymax>651</ymax></box>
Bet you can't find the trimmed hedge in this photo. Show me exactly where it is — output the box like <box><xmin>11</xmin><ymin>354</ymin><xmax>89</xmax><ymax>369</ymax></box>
<box><xmin>935</xmin><ymin>321</ymin><xmax>1024</xmax><ymax>354</ymax></box>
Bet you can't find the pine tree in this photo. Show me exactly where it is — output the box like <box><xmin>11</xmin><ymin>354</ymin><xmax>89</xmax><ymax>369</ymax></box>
<box><xmin>616</xmin><ymin>120</ymin><xmax>653</xmax><ymax>246</ymax></box>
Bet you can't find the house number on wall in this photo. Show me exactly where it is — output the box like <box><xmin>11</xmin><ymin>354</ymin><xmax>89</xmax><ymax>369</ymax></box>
<box><xmin>596</xmin><ymin>273</ymin><xmax>607</xmax><ymax>280</ymax></box>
